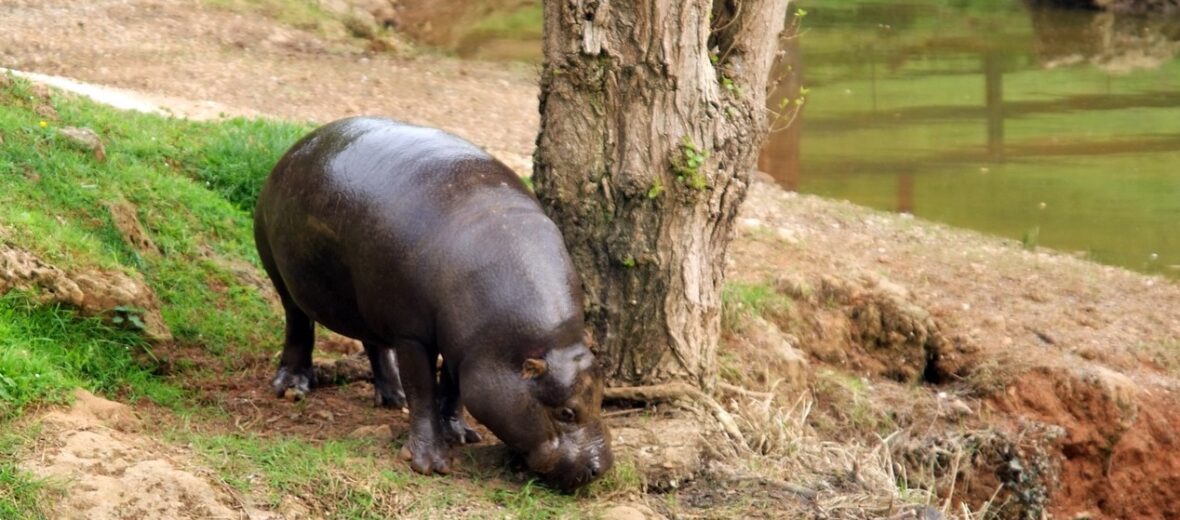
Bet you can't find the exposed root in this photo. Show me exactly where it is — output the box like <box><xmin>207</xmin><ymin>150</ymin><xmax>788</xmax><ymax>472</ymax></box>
<box><xmin>605</xmin><ymin>382</ymin><xmax>746</xmax><ymax>447</ymax></box>
<box><xmin>311</xmin><ymin>353</ymin><xmax>372</xmax><ymax>386</ymax></box>
<box><xmin>717</xmin><ymin>381</ymin><xmax>776</xmax><ymax>400</ymax></box>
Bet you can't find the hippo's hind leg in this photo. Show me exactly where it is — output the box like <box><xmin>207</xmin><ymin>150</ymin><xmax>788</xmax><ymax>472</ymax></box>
<box><xmin>438</xmin><ymin>367</ymin><xmax>481</xmax><ymax>445</ymax></box>
<box><xmin>256</xmin><ymin>227</ymin><xmax>317</xmax><ymax>400</ymax></box>
<box><xmin>394</xmin><ymin>339</ymin><xmax>452</xmax><ymax>475</ymax></box>
<box><xmin>271</xmin><ymin>298</ymin><xmax>317</xmax><ymax>399</ymax></box>
<box><xmin>364</xmin><ymin>342</ymin><xmax>407</xmax><ymax>409</ymax></box>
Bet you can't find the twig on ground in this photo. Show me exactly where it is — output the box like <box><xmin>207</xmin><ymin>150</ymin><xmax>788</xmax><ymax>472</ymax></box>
<box><xmin>602</xmin><ymin>407</ymin><xmax>646</xmax><ymax>418</ymax></box>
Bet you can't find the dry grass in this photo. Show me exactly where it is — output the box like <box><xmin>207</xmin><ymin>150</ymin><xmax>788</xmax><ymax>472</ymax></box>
<box><xmin>683</xmin><ymin>385</ymin><xmax>1016</xmax><ymax>519</ymax></box>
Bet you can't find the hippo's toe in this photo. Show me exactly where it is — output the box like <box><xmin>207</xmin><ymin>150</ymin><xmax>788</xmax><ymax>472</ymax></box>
<box><xmin>373</xmin><ymin>384</ymin><xmax>407</xmax><ymax>409</ymax></box>
<box><xmin>442</xmin><ymin>415</ymin><xmax>482</xmax><ymax>445</ymax></box>
<box><xmin>399</xmin><ymin>437</ymin><xmax>452</xmax><ymax>475</ymax></box>
<box><xmin>271</xmin><ymin>366</ymin><xmax>314</xmax><ymax>400</ymax></box>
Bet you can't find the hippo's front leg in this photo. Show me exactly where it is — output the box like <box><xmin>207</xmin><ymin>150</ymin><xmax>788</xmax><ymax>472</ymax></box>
<box><xmin>364</xmin><ymin>342</ymin><xmax>407</xmax><ymax>409</ymax></box>
<box><xmin>438</xmin><ymin>367</ymin><xmax>481</xmax><ymax>446</ymax></box>
<box><xmin>393</xmin><ymin>339</ymin><xmax>451</xmax><ymax>475</ymax></box>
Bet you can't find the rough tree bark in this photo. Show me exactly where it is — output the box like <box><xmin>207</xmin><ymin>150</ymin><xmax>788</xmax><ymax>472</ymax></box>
<box><xmin>533</xmin><ymin>0</ymin><xmax>790</xmax><ymax>387</ymax></box>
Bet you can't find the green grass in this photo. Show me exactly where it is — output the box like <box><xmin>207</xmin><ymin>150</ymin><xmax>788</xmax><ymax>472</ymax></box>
<box><xmin>182</xmin><ymin>430</ymin><xmax>596</xmax><ymax>519</ymax></box>
<box><xmin>0</xmin><ymin>294</ymin><xmax>184</xmax><ymax>420</ymax></box>
<box><xmin>185</xmin><ymin>433</ymin><xmax>377</xmax><ymax>508</ymax></box>
<box><xmin>486</xmin><ymin>479</ymin><xmax>576</xmax><ymax>519</ymax></box>
<box><xmin>470</xmin><ymin>3</ymin><xmax>543</xmax><ymax>40</ymax></box>
<box><xmin>811</xmin><ymin>369</ymin><xmax>898</xmax><ymax>439</ymax></box>
<box><xmin>721</xmin><ymin>281</ymin><xmax>791</xmax><ymax>332</ymax></box>
<box><xmin>203</xmin><ymin>0</ymin><xmax>336</xmax><ymax>32</ymax></box>
<box><xmin>0</xmin><ymin>73</ymin><xmax>307</xmax><ymax>511</ymax></box>
<box><xmin>0</xmin><ymin>73</ymin><xmax>617</xmax><ymax>519</ymax></box>
<box><xmin>1</xmin><ymin>73</ymin><xmax>303</xmax><ymax>354</ymax></box>
<box><xmin>0</xmin><ymin>428</ymin><xmax>48</xmax><ymax>519</ymax></box>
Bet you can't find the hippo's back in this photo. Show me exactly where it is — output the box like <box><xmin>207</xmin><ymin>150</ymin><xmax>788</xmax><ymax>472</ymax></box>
<box><xmin>254</xmin><ymin>117</ymin><xmax>549</xmax><ymax>345</ymax></box>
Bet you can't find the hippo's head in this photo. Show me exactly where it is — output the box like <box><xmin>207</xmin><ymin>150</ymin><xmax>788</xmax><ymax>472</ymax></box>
<box><xmin>462</xmin><ymin>343</ymin><xmax>612</xmax><ymax>491</ymax></box>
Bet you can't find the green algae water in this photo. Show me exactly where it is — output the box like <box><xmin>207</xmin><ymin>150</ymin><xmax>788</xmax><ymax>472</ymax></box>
<box><xmin>760</xmin><ymin>1</ymin><xmax>1180</xmax><ymax>278</ymax></box>
<box><xmin>421</xmin><ymin>0</ymin><xmax>1180</xmax><ymax>278</ymax></box>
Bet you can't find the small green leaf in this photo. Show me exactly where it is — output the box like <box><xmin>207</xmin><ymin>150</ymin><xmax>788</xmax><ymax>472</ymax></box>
<box><xmin>647</xmin><ymin>181</ymin><xmax>665</xmax><ymax>199</ymax></box>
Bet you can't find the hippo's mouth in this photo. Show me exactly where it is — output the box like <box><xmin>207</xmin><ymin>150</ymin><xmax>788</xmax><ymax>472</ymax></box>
<box><xmin>538</xmin><ymin>450</ymin><xmax>609</xmax><ymax>492</ymax></box>
<box><xmin>545</xmin><ymin>466</ymin><xmax>601</xmax><ymax>492</ymax></box>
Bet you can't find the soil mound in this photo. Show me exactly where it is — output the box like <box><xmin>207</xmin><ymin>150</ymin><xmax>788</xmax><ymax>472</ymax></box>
<box><xmin>22</xmin><ymin>389</ymin><xmax>279</xmax><ymax>520</ymax></box>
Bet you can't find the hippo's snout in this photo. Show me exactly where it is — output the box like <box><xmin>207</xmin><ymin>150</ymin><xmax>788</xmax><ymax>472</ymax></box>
<box><xmin>528</xmin><ymin>423</ymin><xmax>613</xmax><ymax>491</ymax></box>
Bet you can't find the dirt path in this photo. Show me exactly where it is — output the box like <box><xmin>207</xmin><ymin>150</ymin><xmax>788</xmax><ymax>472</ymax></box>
<box><xmin>0</xmin><ymin>0</ymin><xmax>539</xmax><ymax>174</ymax></box>
<box><xmin>6</xmin><ymin>1</ymin><xmax>1180</xmax><ymax>518</ymax></box>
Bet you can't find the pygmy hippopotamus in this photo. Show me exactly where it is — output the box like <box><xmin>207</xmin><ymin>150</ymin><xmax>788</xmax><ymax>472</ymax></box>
<box><xmin>253</xmin><ymin>117</ymin><xmax>612</xmax><ymax>490</ymax></box>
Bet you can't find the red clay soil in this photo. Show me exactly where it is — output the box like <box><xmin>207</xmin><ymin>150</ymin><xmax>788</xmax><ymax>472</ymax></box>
<box><xmin>992</xmin><ymin>368</ymin><xmax>1180</xmax><ymax>519</ymax></box>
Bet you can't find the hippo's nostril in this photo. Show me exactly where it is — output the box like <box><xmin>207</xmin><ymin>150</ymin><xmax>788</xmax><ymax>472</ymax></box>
<box><xmin>589</xmin><ymin>461</ymin><xmax>602</xmax><ymax>479</ymax></box>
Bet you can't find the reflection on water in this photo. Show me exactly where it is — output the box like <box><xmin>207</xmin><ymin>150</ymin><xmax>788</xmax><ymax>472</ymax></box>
<box><xmin>759</xmin><ymin>1</ymin><xmax>1180</xmax><ymax>278</ymax></box>
<box><xmin>407</xmin><ymin>0</ymin><xmax>1180</xmax><ymax>278</ymax></box>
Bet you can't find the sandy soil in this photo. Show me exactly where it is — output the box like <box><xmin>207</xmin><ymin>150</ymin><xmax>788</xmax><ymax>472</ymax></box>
<box><xmin>0</xmin><ymin>0</ymin><xmax>539</xmax><ymax>174</ymax></box>
<box><xmin>4</xmin><ymin>0</ymin><xmax>1180</xmax><ymax>518</ymax></box>
<box><xmin>22</xmin><ymin>389</ymin><xmax>283</xmax><ymax>520</ymax></box>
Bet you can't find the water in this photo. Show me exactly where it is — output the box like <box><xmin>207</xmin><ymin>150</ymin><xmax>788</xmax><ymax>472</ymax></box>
<box><xmin>761</xmin><ymin>1</ymin><xmax>1180</xmax><ymax>277</ymax></box>
<box><xmin>417</xmin><ymin>1</ymin><xmax>1180</xmax><ymax>278</ymax></box>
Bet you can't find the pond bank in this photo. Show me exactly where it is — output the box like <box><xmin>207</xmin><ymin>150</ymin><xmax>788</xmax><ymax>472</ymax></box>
<box><xmin>3</xmin><ymin>1</ymin><xmax>1180</xmax><ymax>517</ymax></box>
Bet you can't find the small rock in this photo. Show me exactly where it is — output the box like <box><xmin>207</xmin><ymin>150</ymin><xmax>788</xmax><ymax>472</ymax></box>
<box><xmin>278</xmin><ymin>495</ymin><xmax>312</xmax><ymax>519</ymax></box>
<box><xmin>106</xmin><ymin>201</ymin><xmax>159</xmax><ymax>255</ymax></box>
<box><xmin>775</xmin><ymin>227</ymin><xmax>799</xmax><ymax>244</ymax></box>
<box><xmin>600</xmin><ymin>504</ymin><xmax>665</xmax><ymax>520</ymax></box>
<box><xmin>348</xmin><ymin>424</ymin><xmax>395</xmax><ymax>442</ymax></box>
<box><xmin>71</xmin><ymin>388</ymin><xmax>141</xmax><ymax>431</ymax></box>
<box><xmin>57</xmin><ymin>126</ymin><xmax>106</xmax><ymax>161</ymax></box>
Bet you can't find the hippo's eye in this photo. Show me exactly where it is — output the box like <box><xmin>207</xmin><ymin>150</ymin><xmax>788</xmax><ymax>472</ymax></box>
<box><xmin>557</xmin><ymin>407</ymin><xmax>576</xmax><ymax>422</ymax></box>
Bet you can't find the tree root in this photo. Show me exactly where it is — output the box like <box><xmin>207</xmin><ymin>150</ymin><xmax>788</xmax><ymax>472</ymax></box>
<box><xmin>717</xmin><ymin>381</ymin><xmax>775</xmax><ymax>400</ymax></box>
<box><xmin>605</xmin><ymin>382</ymin><xmax>747</xmax><ymax>447</ymax></box>
<box><xmin>311</xmin><ymin>353</ymin><xmax>372</xmax><ymax>386</ymax></box>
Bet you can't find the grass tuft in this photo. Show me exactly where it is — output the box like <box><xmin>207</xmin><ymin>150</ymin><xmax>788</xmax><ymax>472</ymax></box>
<box><xmin>721</xmin><ymin>281</ymin><xmax>791</xmax><ymax>332</ymax></box>
<box><xmin>0</xmin><ymin>293</ymin><xmax>185</xmax><ymax>420</ymax></box>
<box><xmin>0</xmin><ymin>428</ymin><xmax>49</xmax><ymax>519</ymax></box>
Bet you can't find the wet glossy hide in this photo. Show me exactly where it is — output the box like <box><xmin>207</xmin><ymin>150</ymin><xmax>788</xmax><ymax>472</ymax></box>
<box><xmin>253</xmin><ymin>117</ymin><xmax>612</xmax><ymax>489</ymax></box>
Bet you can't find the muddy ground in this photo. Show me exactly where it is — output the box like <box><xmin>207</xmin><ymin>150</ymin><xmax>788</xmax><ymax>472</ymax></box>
<box><xmin>3</xmin><ymin>0</ymin><xmax>1180</xmax><ymax>518</ymax></box>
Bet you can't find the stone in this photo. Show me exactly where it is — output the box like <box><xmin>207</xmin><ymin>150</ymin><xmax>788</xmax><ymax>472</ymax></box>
<box><xmin>58</xmin><ymin>126</ymin><xmax>107</xmax><ymax>161</ymax></box>
<box><xmin>600</xmin><ymin>504</ymin><xmax>666</xmax><ymax>520</ymax></box>
<box><xmin>348</xmin><ymin>424</ymin><xmax>395</xmax><ymax>442</ymax></box>
<box><xmin>610</xmin><ymin>417</ymin><xmax>705</xmax><ymax>491</ymax></box>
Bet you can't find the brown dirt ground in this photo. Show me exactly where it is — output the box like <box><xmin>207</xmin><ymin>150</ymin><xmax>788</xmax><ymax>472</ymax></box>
<box><xmin>21</xmin><ymin>389</ymin><xmax>283</xmax><ymax>520</ymax></box>
<box><xmin>5</xmin><ymin>0</ymin><xmax>1180</xmax><ymax>518</ymax></box>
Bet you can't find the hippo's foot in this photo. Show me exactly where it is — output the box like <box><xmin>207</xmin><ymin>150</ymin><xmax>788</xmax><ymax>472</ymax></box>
<box><xmin>442</xmin><ymin>415</ymin><xmax>482</xmax><ymax>446</ymax></box>
<box><xmin>399</xmin><ymin>434</ymin><xmax>451</xmax><ymax>475</ymax></box>
<box><xmin>373</xmin><ymin>383</ymin><xmax>407</xmax><ymax>409</ymax></box>
<box><xmin>271</xmin><ymin>366</ymin><xmax>315</xmax><ymax>400</ymax></box>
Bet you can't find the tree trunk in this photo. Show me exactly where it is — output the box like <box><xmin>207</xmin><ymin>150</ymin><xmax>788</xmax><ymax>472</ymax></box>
<box><xmin>534</xmin><ymin>0</ymin><xmax>790</xmax><ymax>387</ymax></box>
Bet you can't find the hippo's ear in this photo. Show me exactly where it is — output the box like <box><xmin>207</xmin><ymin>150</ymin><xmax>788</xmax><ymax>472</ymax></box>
<box><xmin>521</xmin><ymin>358</ymin><xmax>548</xmax><ymax>379</ymax></box>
